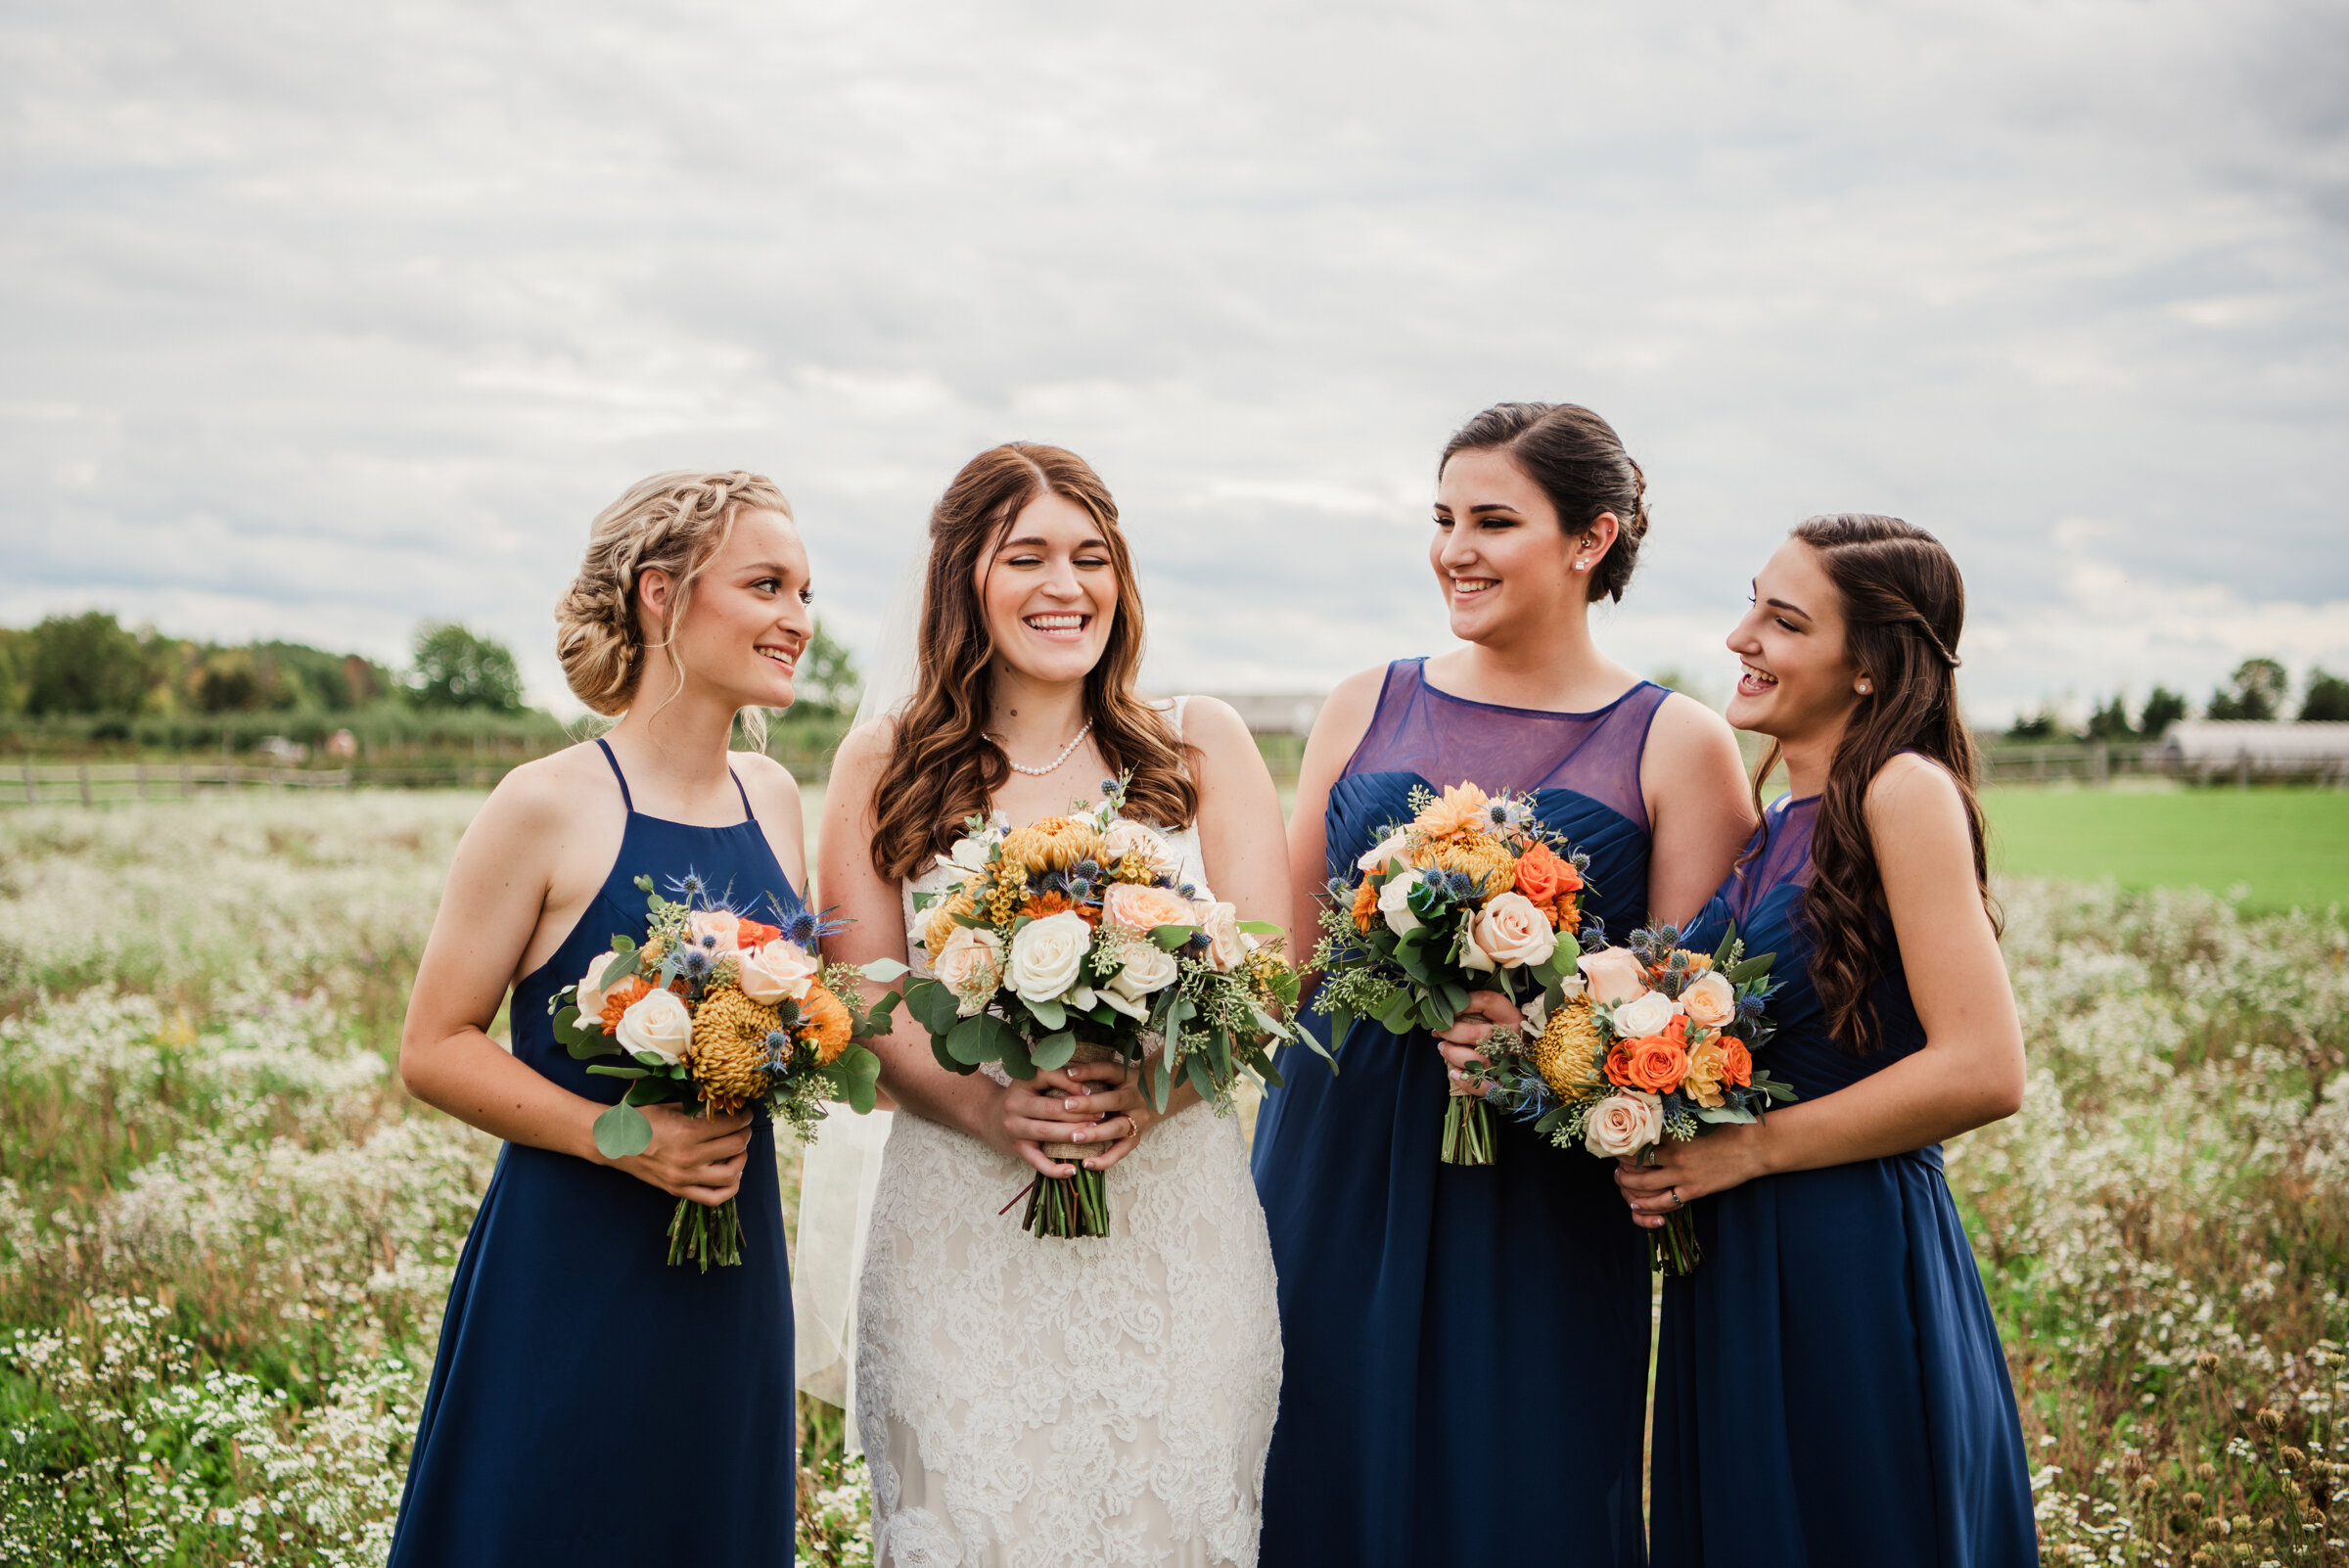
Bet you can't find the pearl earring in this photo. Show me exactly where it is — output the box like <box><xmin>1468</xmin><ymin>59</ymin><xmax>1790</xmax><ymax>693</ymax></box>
<box><xmin>1575</xmin><ymin>561</ymin><xmax>1590</xmax><ymax>572</ymax></box>
<box><xmin>1857</xmin><ymin>680</ymin><xmax>1872</xmax><ymax>695</ymax></box>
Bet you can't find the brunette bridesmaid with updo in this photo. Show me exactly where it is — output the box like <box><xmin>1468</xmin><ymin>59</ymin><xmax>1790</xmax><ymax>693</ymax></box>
<box><xmin>1251</xmin><ymin>404</ymin><xmax>1755</xmax><ymax>1568</ymax></box>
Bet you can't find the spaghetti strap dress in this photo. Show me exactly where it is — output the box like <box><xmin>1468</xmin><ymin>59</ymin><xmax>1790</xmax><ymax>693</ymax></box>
<box><xmin>1250</xmin><ymin>659</ymin><xmax>1668</xmax><ymax>1568</ymax></box>
<box><xmin>1651</xmin><ymin>795</ymin><xmax>2038</xmax><ymax>1567</ymax></box>
<box><xmin>388</xmin><ymin>740</ymin><xmax>799</xmax><ymax>1568</ymax></box>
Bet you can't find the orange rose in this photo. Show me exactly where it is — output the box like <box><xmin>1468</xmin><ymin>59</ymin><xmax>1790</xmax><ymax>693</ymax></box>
<box><xmin>799</xmin><ymin>984</ymin><xmax>855</xmax><ymax>1065</ymax></box>
<box><xmin>1721</xmin><ymin>1039</ymin><xmax>1752</xmax><ymax>1087</ymax></box>
<box><xmin>1604</xmin><ymin>1042</ymin><xmax>1635</xmax><ymax>1086</ymax></box>
<box><xmin>598</xmin><ymin>975</ymin><xmax>652</xmax><ymax>1034</ymax></box>
<box><xmin>735</xmin><ymin>919</ymin><xmax>781</xmax><ymax>947</ymax></box>
<box><xmin>1621</xmin><ymin>1035</ymin><xmax>1689</xmax><ymax>1094</ymax></box>
<box><xmin>1350</xmin><ymin>878</ymin><xmax>1381</xmax><ymax>934</ymax></box>
<box><xmin>1511</xmin><ymin>841</ymin><xmax>1580</xmax><ymax>905</ymax></box>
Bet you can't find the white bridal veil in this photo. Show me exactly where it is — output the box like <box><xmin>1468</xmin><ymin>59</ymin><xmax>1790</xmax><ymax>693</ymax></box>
<box><xmin>791</xmin><ymin>547</ymin><xmax>926</xmax><ymax>1445</ymax></box>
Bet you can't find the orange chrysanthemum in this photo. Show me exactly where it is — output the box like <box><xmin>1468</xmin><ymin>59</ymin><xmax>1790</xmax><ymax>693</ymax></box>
<box><xmin>1350</xmin><ymin>877</ymin><xmax>1381</xmax><ymax>934</ymax></box>
<box><xmin>799</xmin><ymin>984</ymin><xmax>855</xmax><ymax>1065</ymax></box>
<box><xmin>598</xmin><ymin>976</ymin><xmax>653</xmax><ymax>1034</ymax></box>
<box><xmin>1412</xmin><ymin>782</ymin><xmax>1491</xmax><ymax>841</ymax></box>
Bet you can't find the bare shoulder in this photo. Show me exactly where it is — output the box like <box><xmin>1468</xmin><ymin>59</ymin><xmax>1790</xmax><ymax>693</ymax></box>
<box><xmin>1173</xmin><ymin>694</ymin><xmax>1256</xmax><ymax>762</ymax></box>
<box><xmin>729</xmin><ymin>749</ymin><xmax>804</xmax><ymax>821</ymax></box>
<box><xmin>472</xmin><ymin>743</ymin><xmax>615</xmax><ymax>841</ymax></box>
<box><xmin>1643</xmin><ymin>690</ymin><xmax>1740</xmax><ymax>762</ymax></box>
<box><xmin>831</xmin><ymin>715</ymin><xmax>900</xmax><ymax>782</ymax></box>
<box><xmin>1863</xmin><ymin>752</ymin><xmax>1971</xmax><ymax>849</ymax></box>
<box><xmin>1306</xmin><ymin>665</ymin><xmax>1390</xmax><ymax>757</ymax></box>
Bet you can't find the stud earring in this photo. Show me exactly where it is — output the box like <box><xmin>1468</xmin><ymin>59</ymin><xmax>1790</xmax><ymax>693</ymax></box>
<box><xmin>1856</xmin><ymin>680</ymin><xmax>1872</xmax><ymax>695</ymax></box>
<box><xmin>1575</xmin><ymin>561</ymin><xmax>1590</xmax><ymax>572</ymax></box>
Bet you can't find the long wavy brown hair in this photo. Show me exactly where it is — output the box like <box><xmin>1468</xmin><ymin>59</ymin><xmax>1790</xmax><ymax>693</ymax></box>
<box><xmin>1747</xmin><ymin>514</ymin><xmax>1997</xmax><ymax>1054</ymax></box>
<box><xmin>868</xmin><ymin>442</ymin><xmax>1198</xmax><ymax>881</ymax></box>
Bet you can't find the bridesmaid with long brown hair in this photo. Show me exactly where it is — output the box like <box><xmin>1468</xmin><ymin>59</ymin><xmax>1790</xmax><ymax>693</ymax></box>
<box><xmin>1618</xmin><ymin>515</ymin><xmax>2038</xmax><ymax>1565</ymax></box>
<box><xmin>820</xmin><ymin>443</ymin><xmax>1288</xmax><ymax>1566</ymax></box>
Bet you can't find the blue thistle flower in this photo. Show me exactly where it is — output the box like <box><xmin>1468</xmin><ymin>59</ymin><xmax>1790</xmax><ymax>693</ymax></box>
<box><xmin>760</xmin><ymin>1029</ymin><xmax>796</xmax><ymax>1073</ymax></box>
<box><xmin>1074</xmin><ymin>858</ymin><xmax>1102</xmax><ymax>881</ymax></box>
<box><xmin>668</xmin><ymin>870</ymin><xmax>710</xmax><ymax>901</ymax></box>
<box><xmin>680</xmin><ymin>946</ymin><xmax>714</xmax><ymax>980</ymax></box>
<box><xmin>782</xmin><ymin>909</ymin><xmax>821</xmax><ymax>946</ymax></box>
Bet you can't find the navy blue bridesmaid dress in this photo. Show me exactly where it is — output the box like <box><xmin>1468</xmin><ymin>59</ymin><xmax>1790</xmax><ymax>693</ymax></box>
<box><xmin>388</xmin><ymin>741</ymin><xmax>797</xmax><ymax>1567</ymax></box>
<box><xmin>1251</xmin><ymin>659</ymin><xmax>1666</xmax><ymax>1568</ymax></box>
<box><xmin>1652</xmin><ymin>794</ymin><xmax>2038</xmax><ymax>1567</ymax></box>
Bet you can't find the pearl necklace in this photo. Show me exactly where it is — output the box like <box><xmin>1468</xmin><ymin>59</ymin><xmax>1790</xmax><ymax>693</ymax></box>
<box><xmin>993</xmin><ymin>721</ymin><xmax>1092</xmax><ymax>776</ymax></box>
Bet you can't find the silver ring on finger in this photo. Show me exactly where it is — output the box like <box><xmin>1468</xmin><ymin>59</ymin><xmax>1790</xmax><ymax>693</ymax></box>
<box><xmin>1669</xmin><ymin>1186</ymin><xmax>1684</xmax><ymax>1210</ymax></box>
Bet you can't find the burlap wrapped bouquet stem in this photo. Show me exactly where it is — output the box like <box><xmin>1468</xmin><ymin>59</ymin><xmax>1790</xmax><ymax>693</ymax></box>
<box><xmin>1039</xmin><ymin>1038</ymin><xmax>1132</xmax><ymax>1163</ymax></box>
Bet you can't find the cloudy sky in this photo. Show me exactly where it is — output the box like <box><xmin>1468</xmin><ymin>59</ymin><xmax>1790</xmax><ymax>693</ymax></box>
<box><xmin>4</xmin><ymin>0</ymin><xmax>2344</xmax><ymax>722</ymax></box>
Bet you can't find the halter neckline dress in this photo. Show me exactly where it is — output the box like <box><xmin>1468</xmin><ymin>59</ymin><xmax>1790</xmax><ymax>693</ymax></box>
<box><xmin>388</xmin><ymin>739</ymin><xmax>800</xmax><ymax>1567</ymax></box>
<box><xmin>1652</xmin><ymin>794</ymin><xmax>2038</xmax><ymax>1566</ymax></box>
<box><xmin>1250</xmin><ymin>658</ymin><xmax>1667</xmax><ymax>1568</ymax></box>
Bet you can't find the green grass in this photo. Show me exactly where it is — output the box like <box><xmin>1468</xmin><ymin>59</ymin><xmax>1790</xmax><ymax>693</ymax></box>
<box><xmin>1983</xmin><ymin>785</ymin><xmax>2349</xmax><ymax>916</ymax></box>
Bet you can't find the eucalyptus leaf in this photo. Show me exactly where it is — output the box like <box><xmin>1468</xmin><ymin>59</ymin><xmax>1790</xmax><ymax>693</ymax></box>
<box><xmin>1026</xmin><ymin>995</ymin><xmax>1067</xmax><ymax>1031</ymax></box>
<box><xmin>933</xmin><ymin>1034</ymin><xmax>976</xmax><ymax>1075</ymax></box>
<box><xmin>583</xmin><ymin>1064</ymin><xmax>650</xmax><ymax>1080</ymax></box>
<box><xmin>996</xmin><ymin>1030</ymin><xmax>1036</xmax><ymax>1080</ymax></box>
<box><xmin>945</xmin><ymin>1015</ymin><xmax>997</xmax><ymax>1065</ymax></box>
<box><xmin>1235</xmin><ymin>920</ymin><xmax>1283</xmax><ymax>936</ymax></box>
<box><xmin>1377</xmin><ymin>994</ymin><xmax>1418</xmax><ymax>1036</ymax></box>
<box><xmin>1031</xmin><ymin>1031</ymin><xmax>1078</xmax><ymax>1071</ymax></box>
<box><xmin>1184</xmin><ymin>1051</ymin><xmax>1216</xmax><ymax>1100</ymax></box>
<box><xmin>612</xmin><ymin>934</ymin><xmax>637</xmax><ymax>956</ymax></box>
<box><xmin>1696</xmin><ymin>1105</ymin><xmax>1757</xmax><ymax>1125</ymax></box>
<box><xmin>592</xmin><ymin>1102</ymin><xmax>652</xmax><ymax>1160</ymax></box>
<box><xmin>1150</xmin><ymin>923</ymin><xmax>1196</xmax><ymax>951</ymax></box>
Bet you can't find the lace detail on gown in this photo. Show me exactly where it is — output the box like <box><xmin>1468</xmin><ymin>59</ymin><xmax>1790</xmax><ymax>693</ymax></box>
<box><xmin>855</xmin><ymin>707</ymin><xmax>1283</xmax><ymax>1568</ymax></box>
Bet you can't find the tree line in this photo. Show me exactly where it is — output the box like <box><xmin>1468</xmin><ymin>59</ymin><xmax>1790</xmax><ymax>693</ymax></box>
<box><xmin>0</xmin><ymin>613</ymin><xmax>863</xmax><ymax>721</ymax></box>
<box><xmin>2006</xmin><ymin>658</ymin><xmax>2349</xmax><ymax>744</ymax></box>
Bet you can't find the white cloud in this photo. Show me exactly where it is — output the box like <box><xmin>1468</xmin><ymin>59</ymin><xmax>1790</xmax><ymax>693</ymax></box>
<box><xmin>0</xmin><ymin>0</ymin><xmax>2340</xmax><ymax>722</ymax></box>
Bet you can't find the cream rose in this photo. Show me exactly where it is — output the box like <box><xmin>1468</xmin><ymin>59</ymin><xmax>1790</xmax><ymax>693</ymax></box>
<box><xmin>1583</xmin><ymin>1089</ymin><xmax>1664</xmax><ymax>1159</ymax></box>
<box><xmin>944</xmin><ymin>830</ymin><xmax>997</xmax><ymax>873</ymax></box>
<box><xmin>1102</xmin><ymin>882</ymin><xmax>1196</xmax><ymax>936</ymax></box>
<box><xmin>616</xmin><ymin>988</ymin><xmax>692</xmax><ymax>1065</ymax></box>
<box><xmin>1611</xmin><ymin>989</ymin><xmax>1682</xmax><ymax>1039</ymax></box>
<box><xmin>1195</xmin><ymin>899</ymin><xmax>1253</xmax><ymax>972</ymax></box>
<box><xmin>1458</xmin><ymin>919</ymin><xmax>1495</xmax><ymax>973</ymax></box>
<box><xmin>737</xmin><ymin>938</ymin><xmax>819</xmax><ymax>1005</ymax></box>
<box><xmin>1102</xmin><ymin>818</ymin><xmax>1174</xmax><ymax>875</ymax></box>
<box><xmin>1470</xmin><ymin>891</ymin><xmax>1559</xmax><ymax>970</ymax></box>
<box><xmin>932</xmin><ymin>926</ymin><xmax>1005</xmax><ymax>1015</ymax></box>
<box><xmin>1681</xmin><ymin>971</ymin><xmax>1737</xmax><ymax>1030</ymax></box>
<box><xmin>1007</xmin><ymin>910</ymin><xmax>1091</xmax><ymax>1004</ymax></box>
<box><xmin>1100</xmin><ymin>939</ymin><xmax>1178</xmax><ymax>1019</ymax></box>
<box><xmin>686</xmin><ymin>909</ymin><xmax>743</xmax><ymax>952</ymax></box>
<box><xmin>1578</xmin><ymin>946</ymin><xmax>1649</xmax><ymax>1006</ymax></box>
<box><xmin>1377</xmin><ymin>871</ymin><xmax>1425</xmax><ymax>936</ymax></box>
<box><xmin>575</xmin><ymin>950</ymin><xmax>623</xmax><ymax>1020</ymax></box>
<box><xmin>1357</xmin><ymin>829</ymin><xmax>1411</xmax><ymax>874</ymax></box>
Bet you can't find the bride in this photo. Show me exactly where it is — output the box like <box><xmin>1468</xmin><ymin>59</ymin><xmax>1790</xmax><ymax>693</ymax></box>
<box><xmin>816</xmin><ymin>442</ymin><xmax>1288</xmax><ymax>1567</ymax></box>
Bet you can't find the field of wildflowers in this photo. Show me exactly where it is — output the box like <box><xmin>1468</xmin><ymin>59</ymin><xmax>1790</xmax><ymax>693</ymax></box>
<box><xmin>0</xmin><ymin>792</ymin><xmax>2339</xmax><ymax>1565</ymax></box>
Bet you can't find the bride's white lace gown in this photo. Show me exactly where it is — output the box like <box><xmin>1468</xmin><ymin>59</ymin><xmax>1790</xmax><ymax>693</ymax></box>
<box><xmin>854</xmin><ymin>711</ymin><xmax>1283</xmax><ymax>1568</ymax></box>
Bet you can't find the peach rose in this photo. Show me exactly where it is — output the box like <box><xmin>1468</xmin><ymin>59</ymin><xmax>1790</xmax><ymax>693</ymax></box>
<box><xmin>1102</xmin><ymin>882</ymin><xmax>1198</xmax><ymax>936</ymax></box>
<box><xmin>1469</xmin><ymin>891</ymin><xmax>1559</xmax><ymax>971</ymax></box>
<box><xmin>617</xmin><ymin>987</ymin><xmax>692</xmax><ymax>1065</ymax></box>
<box><xmin>932</xmin><ymin>925</ymin><xmax>1004</xmax><ymax>1015</ymax></box>
<box><xmin>1578</xmin><ymin>947</ymin><xmax>1649</xmax><ymax>1006</ymax></box>
<box><xmin>1196</xmin><ymin>899</ymin><xmax>1252</xmax><ymax>972</ymax></box>
<box><xmin>1681</xmin><ymin>1038</ymin><xmax>1729</xmax><ymax>1108</ymax></box>
<box><xmin>1357</xmin><ymin>829</ymin><xmax>1412</xmax><ymax>874</ymax></box>
<box><xmin>1584</xmin><ymin>1089</ymin><xmax>1663</xmax><ymax>1159</ymax></box>
<box><xmin>1511</xmin><ymin>841</ymin><xmax>1583</xmax><ymax>905</ymax></box>
<box><xmin>737</xmin><ymin>939</ymin><xmax>820</xmax><ymax>1006</ymax></box>
<box><xmin>1681</xmin><ymin>971</ymin><xmax>1737</xmax><ymax>1030</ymax></box>
<box><xmin>1620</xmin><ymin>1035</ymin><xmax>1690</xmax><ymax>1094</ymax></box>
<box><xmin>1103</xmin><ymin>818</ymin><xmax>1175</xmax><ymax>876</ymax></box>
<box><xmin>687</xmin><ymin>909</ymin><xmax>743</xmax><ymax>952</ymax></box>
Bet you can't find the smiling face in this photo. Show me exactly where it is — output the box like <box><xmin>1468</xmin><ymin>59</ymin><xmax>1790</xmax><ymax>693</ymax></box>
<box><xmin>975</xmin><ymin>489</ymin><xmax>1118</xmax><ymax>686</ymax></box>
<box><xmin>1431</xmin><ymin>446</ymin><xmax>1613</xmax><ymax>644</ymax></box>
<box><xmin>651</xmin><ymin>507</ymin><xmax>813</xmax><ymax>712</ymax></box>
<box><xmin>1724</xmin><ymin>535</ymin><xmax>1867</xmax><ymax>744</ymax></box>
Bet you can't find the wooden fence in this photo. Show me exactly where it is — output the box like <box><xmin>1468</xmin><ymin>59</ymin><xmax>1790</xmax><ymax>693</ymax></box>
<box><xmin>1</xmin><ymin>761</ymin><xmax>354</xmax><ymax>805</ymax></box>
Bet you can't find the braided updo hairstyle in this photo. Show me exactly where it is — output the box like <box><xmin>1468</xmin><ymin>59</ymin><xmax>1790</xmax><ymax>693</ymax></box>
<box><xmin>554</xmin><ymin>470</ymin><xmax>794</xmax><ymax>738</ymax></box>
<box><xmin>1439</xmin><ymin>403</ymin><xmax>1650</xmax><ymax>603</ymax></box>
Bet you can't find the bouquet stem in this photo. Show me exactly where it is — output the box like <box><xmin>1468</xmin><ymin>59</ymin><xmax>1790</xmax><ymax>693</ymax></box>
<box><xmin>668</xmin><ymin>1195</ymin><xmax>744</xmax><ymax>1270</ymax></box>
<box><xmin>1029</xmin><ymin>1038</ymin><xmax>1125</xmax><ymax>1240</ymax></box>
<box><xmin>1650</xmin><ymin>1208</ymin><xmax>1701</xmax><ymax>1275</ymax></box>
<box><xmin>1441</xmin><ymin>1091</ymin><xmax>1497</xmax><ymax>1166</ymax></box>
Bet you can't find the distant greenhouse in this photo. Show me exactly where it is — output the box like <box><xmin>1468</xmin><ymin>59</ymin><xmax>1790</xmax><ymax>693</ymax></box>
<box><xmin>2157</xmin><ymin>721</ymin><xmax>2349</xmax><ymax>784</ymax></box>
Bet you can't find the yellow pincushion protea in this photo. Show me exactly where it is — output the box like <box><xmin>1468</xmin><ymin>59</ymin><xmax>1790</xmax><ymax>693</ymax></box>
<box><xmin>985</xmin><ymin>872</ymin><xmax>1027</xmax><ymax>926</ymax></box>
<box><xmin>689</xmin><ymin>985</ymin><xmax>781</xmax><ymax>1115</ymax></box>
<box><xmin>1533</xmin><ymin>998</ymin><xmax>1605</xmax><ymax>1097</ymax></box>
<box><xmin>1411</xmin><ymin>831</ymin><xmax>1517</xmax><ymax>898</ymax></box>
<box><xmin>1001</xmin><ymin>816</ymin><xmax>1107</xmax><ymax>874</ymax></box>
<box><xmin>1108</xmin><ymin>850</ymin><xmax>1156</xmax><ymax>885</ymax></box>
<box><xmin>923</xmin><ymin>889</ymin><xmax>978</xmax><ymax>955</ymax></box>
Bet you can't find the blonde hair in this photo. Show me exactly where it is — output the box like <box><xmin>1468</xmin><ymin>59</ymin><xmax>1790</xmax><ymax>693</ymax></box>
<box><xmin>554</xmin><ymin>470</ymin><xmax>793</xmax><ymax>743</ymax></box>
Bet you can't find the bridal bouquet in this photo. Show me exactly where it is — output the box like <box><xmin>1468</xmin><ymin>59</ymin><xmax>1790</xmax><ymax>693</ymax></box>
<box><xmin>1310</xmin><ymin>781</ymin><xmax>1593</xmax><ymax>1164</ymax></box>
<box><xmin>551</xmin><ymin>871</ymin><xmax>898</xmax><ymax>1269</ymax></box>
<box><xmin>892</xmin><ymin>774</ymin><xmax>1304</xmax><ymax>1239</ymax></box>
<box><xmin>1473</xmin><ymin>923</ymin><xmax>1789</xmax><ymax>1273</ymax></box>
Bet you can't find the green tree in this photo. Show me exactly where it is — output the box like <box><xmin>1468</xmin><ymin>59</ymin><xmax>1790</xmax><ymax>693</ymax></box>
<box><xmin>791</xmin><ymin>621</ymin><xmax>863</xmax><ymax>716</ymax></box>
<box><xmin>2301</xmin><ymin>668</ymin><xmax>2349</xmax><ymax>722</ymax></box>
<box><xmin>23</xmin><ymin>611</ymin><xmax>148</xmax><ymax>716</ymax></box>
<box><xmin>2137</xmin><ymin>686</ymin><xmax>2188</xmax><ymax>738</ymax></box>
<box><xmin>2206</xmin><ymin>657</ymin><xmax>2288</xmax><ymax>721</ymax></box>
<box><xmin>0</xmin><ymin>627</ymin><xmax>25</xmax><ymax>715</ymax></box>
<box><xmin>2083</xmin><ymin>695</ymin><xmax>2134</xmax><ymax>742</ymax></box>
<box><xmin>408</xmin><ymin>622</ymin><xmax>525</xmax><ymax>713</ymax></box>
<box><xmin>2005</xmin><ymin>707</ymin><xmax>2067</xmax><ymax>742</ymax></box>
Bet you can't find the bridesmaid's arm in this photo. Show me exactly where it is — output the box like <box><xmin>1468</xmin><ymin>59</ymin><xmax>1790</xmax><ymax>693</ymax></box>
<box><xmin>1637</xmin><ymin>691</ymin><xmax>1756</xmax><ymax>930</ymax></box>
<box><xmin>817</xmin><ymin>721</ymin><xmax>1082</xmax><ymax>1176</ymax></box>
<box><xmin>397</xmin><ymin>761</ymin><xmax>755</xmax><ymax>1206</ymax></box>
<box><xmin>1615</xmin><ymin>755</ymin><xmax>2026</xmax><ymax>1224</ymax></box>
<box><xmin>1286</xmin><ymin>667</ymin><xmax>1385</xmax><ymax>997</ymax></box>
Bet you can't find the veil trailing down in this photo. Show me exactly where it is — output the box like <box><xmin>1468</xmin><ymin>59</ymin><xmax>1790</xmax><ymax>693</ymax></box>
<box><xmin>792</xmin><ymin>548</ymin><xmax>923</xmax><ymax>1443</ymax></box>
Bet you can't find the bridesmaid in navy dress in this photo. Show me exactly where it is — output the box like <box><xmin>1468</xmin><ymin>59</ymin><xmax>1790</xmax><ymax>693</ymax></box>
<box><xmin>1252</xmin><ymin>404</ymin><xmax>1754</xmax><ymax>1568</ymax></box>
<box><xmin>389</xmin><ymin>472</ymin><xmax>815</xmax><ymax>1566</ymax></box>
<box><xmin>1618</xmin><ymin>515</ymin><xmax>2038</xmax><ymax>1566</ymax></box>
